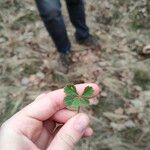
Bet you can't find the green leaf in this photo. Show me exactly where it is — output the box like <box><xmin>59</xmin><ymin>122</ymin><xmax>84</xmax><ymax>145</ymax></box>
<box><xmin>64</xmin><ymin>85</ymin><xmax>92</xmax><ymax>108</ymax></box>
<box><xmin>64</xmin><ymin>84</ymin><xmax>77</xmax><ymax>96</ymax></box>
<box><xmin>72</xmin><ymin>98</ymin><xmax>81</xmax><ymax>107</ymax></box>
<box><xmin>64</xmin><ymin>96</ymin><xmax>81</xmax><ymax>107</ymax></box>
<box><xmin>80</xmin><ymin>98</ymin><xmax>90</xmax><ymax>106</ymax></box>
<box><xmin>82</xmin><ymin>86</ymin><xmax>94</xmax><ymax>97</ymax></box>
<box><xmin>64</xmin><ymin>95</ymin><xmax>74</xmax><ymax>106</ymax></box>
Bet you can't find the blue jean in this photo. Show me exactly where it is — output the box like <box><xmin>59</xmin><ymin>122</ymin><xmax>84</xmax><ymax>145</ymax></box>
<box><xmin>35</xmin><ymin>0</ymin><xmax>89</xmax><ymax>53</ymax></box>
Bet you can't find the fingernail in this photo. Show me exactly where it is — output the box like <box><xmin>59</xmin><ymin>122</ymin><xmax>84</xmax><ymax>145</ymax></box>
<box><xmin>74</xmin><ymin>114</ymin><xmax>89</xmax><ymax>132</ymax></box>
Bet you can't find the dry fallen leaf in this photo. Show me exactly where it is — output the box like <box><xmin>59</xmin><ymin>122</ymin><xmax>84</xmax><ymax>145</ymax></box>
<box><xmin>114</xmin><ymin>108</ymin><xmax>124</xmax><ymax>115</ymax></box>
<box><xmin>103</xmin><ymin>112</ymin><xmax>129</xmax><ymax>121</ymax></box>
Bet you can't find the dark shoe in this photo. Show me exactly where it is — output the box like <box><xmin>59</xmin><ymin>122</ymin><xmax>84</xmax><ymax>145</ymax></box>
<box><xmin>57</xmin><ymin>53</ymin><xmax>71</xmax><ymax>74</ymax></box>
<box><xmin>76</xmin><ymin>35</ymin><xmax>101</xmax><ymax>49</ymax></box>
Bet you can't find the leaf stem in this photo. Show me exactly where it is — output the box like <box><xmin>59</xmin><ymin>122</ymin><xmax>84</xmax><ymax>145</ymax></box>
<box><xmin>77</xmin><ymin>106</ymin><xmax>80</xmax><ymax>113</ymax></box>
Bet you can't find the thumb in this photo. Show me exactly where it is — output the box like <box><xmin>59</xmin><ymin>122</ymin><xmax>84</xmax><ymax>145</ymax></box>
<box><xmin>47</xmin><ymin>113</ymin><xmax>90</xmax><ymax>150</ymax></box>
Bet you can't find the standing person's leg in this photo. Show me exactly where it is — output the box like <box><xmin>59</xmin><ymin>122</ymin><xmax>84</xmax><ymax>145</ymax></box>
<box><xmin>35</xmin><ymin>0</ymin><xmax>71</xmax><ymax>53</ymax></box>
<box><xmin>65</xmin><ymin>0</ymin><xmax>90</xmax><ymax>41</ymax></box>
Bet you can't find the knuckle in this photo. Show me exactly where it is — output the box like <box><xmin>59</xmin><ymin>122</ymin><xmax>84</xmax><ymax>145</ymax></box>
<box><xmin>53</xmin><ymin>98</ymin><xmax>62</xmax><ymax>111</ymax></box>
<box><xmin>35</xmin><ymin>93</ymin><xmax>46</xmax><ymax>101</ymax></box>
<box><xmin>0</xmin><ymin>121</ymin><xmax>10</xmax><ymax>134</ymax></box>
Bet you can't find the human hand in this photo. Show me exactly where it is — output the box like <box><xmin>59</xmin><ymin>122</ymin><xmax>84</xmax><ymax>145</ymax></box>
<box><xmin>0</xmin><ymin>83</ymin><xmax>100</xmax><ymax>150</ymax></box>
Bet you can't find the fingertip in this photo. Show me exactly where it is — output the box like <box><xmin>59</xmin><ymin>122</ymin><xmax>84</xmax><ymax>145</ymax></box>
<box><xmin>84</xmin><ymin>127</ymin><xmax>93</xmax><ymax>137</ymax></box>
<box><xmin>84</xmin><ymin>83</ymin><xmax>101</xmax><ymax>97</ymax></box>
<box><xmin>48</xmin><ymin>113</ymin><xmax>90</xmax><ymax>149</ymax></box>
<box><xmin>77</xmin><ymin>113</ymin><xmax>90</xmax><ymax>122</ymax></box>
<box><xmin>91</xmin><ymin>83</ymin><xmax>101</xmax><ymax>96</ymax></box>
<box><xmin>75</xmin><ymin>83</ymin><xmax>101</xmax><ymax>97</ymax></box>
<box><xmin>73</xmin><ymin>113</ymin><xmax>90</xmax><ymax>133</ymax></box>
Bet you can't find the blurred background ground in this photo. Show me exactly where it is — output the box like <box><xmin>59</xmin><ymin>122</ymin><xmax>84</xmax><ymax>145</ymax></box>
<box><xmin>0</xmin><ymin>0</ymin><xmax>150</xmax><ymax>149</ymax></box>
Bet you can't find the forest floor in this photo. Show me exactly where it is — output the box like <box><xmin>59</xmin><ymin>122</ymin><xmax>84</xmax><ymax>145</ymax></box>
<box><xmin>0</xmin><ymin>0</ymin><xmax>150</xmax><ymax>149</ymax></box>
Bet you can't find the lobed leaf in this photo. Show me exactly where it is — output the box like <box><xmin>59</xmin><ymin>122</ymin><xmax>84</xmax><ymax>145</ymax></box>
<box><xmin>82</xmin><ymin>86</ymin><xmax>94</xmax><ymax>97</ymax></box>
<box><xmin>80</xmin><ymin>98</ymin><xmax>90</xmax><ymax>106</ymax></box>
<box><xmin>72</xmin><ymin>98</ymin><xmax>81</xmax><ymax>107</ymax></box>
<box><xmin>64</xmin><ymin>84</ymin><xmax>78</xmax><ymax>96</ymax></box>
<box><xmin>64</xmin><ymin>85</ymin><xmax>92</xmax><ymax>108</ymax></box>
<box><xmin>64</xmin><ymin>95</ymin><xmax>74</xmax><ymax>106</ymax></box>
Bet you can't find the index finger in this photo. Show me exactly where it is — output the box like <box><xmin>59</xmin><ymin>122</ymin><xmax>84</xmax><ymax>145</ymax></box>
<box><xmin>19</xmin><ymin>83</ymin><xmax>100</xmax><ymax>121</ymax></box>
